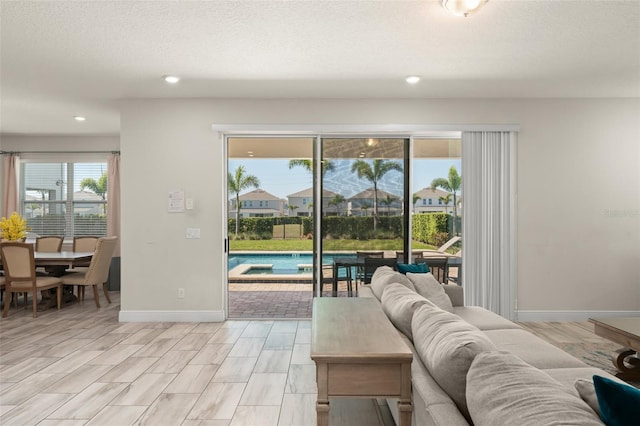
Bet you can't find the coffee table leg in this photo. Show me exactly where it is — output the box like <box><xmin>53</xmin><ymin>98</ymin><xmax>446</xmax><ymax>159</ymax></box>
<box><xmin>316</xmin><ymin>362</ymin><xmax>329</xmax><ymax>426</ymax></box>
<box><xmin>613</xmin><ymin>348</ymin><xmax>640</xmax><ymax>379</ymax></box>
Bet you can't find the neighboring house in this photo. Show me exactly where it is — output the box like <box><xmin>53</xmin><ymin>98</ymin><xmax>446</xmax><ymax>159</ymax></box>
<box><xmin>73</xmin><ymin>190</ymin><xmax>105</xmax><ymax>215</ymax></box>
<box><xmin>229</xmin><ymin>188</ymin><xmax>285</xmax><ymax>218</ymax></box>
<box><xmin>413</xmin><ymin>187</ymin><xmax>456</xmax><ymax>214</ymax></box>
<box><xmin>348</xmin><ymin>187</ymin><xmax>403</xmax><ymax>217</ymax></box>
<box><xmin>287</xmin><ymin>188</ymin><xmax>338</xmax><ymax>216</ymax></box>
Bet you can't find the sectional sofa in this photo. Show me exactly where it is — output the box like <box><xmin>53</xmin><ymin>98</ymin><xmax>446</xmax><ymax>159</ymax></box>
<box><xmin>360</xmin><ymin>266</ymin><xmax>629</xmax><ymax>426</ymax></box>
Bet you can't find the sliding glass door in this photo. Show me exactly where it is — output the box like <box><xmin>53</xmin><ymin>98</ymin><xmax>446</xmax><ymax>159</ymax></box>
<box><xmin>317</xmin><ymin>138</ymin><xmax>408</xmax><ymax>296</ymax></box>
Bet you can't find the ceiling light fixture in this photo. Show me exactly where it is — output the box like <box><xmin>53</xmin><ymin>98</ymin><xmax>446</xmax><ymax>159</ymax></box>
<box><xmin>73</xmin><ymin>116</ymin><xmax>86</xmax><ymax>122</ymax></box>
<box><xmin>405</xmin><ymin>75</ymin><xmax>420</xmax><ymax>84</ymax></box>
<box><xmin>163</xmin><ymin>75</ymin><xmax>180</xmax><ymax>84</ymax></box>
<box><xmin>441</xmin><ymin>0</ymin><xmax>487</xmax><ymax>17</ymax></box>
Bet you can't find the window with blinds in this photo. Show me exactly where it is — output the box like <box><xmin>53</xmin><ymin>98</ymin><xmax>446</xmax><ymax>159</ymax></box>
<box><xmin>21</xmin><ymin>162</ymin><xmax>108</xmax><ymax>238</ymax></box>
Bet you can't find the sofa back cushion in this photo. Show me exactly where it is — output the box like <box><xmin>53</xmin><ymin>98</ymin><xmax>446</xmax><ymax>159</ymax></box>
<box><xmin>381</xmin><ymin>283</ymin><xmax>438</xmax><ymax>340</ymax></box>
<box><xmin>466</xmin><ymin>351</ymin><xmax>603</xmax><ymax>425</ymax></box>
<box><xmin>370</xmin><ymin>266</ymin><xmax>415</xmax><ymax>300</ymax></box>
<box><xmin>411</xmin><ymin>303</ymin><xmax>496</xmax><ymax>421</ymax></box>
<box><xmin>406</xmin><ymin>272</ymin><xmax>453</xmax><ymax>312</ymax></box>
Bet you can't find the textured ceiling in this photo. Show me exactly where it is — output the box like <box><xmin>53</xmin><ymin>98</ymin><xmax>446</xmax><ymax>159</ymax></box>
<box><xmin>1</xmin><ymin>0</ymin><xmax>639</xmax><ymax>136</ymax></box>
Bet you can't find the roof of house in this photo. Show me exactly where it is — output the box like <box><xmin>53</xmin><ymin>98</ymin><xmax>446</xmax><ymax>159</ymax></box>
<box><xmin>414</xmin><ymin>187</ymin><xmax>452</xmax><ymax>199</ymax></box>
<box><xmin>238</xmin><ymin>189</ymin><xmax>283</xmax><ymax>202</ymax></box>
<box><xmin>349</xmin><ymin>187</ymin><xmax>401</xmax><ymax>201</ymax></box>
<box><xmin>287</xmin><ymin>187</ymin><xmax>337</xmax><ymax>198</ymax></box>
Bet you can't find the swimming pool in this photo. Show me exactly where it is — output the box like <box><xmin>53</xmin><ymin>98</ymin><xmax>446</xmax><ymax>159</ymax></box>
<box><xmin>228</xmin><ymin>252</ymin><xmax>355</xmax><ymax>275</ymax></box>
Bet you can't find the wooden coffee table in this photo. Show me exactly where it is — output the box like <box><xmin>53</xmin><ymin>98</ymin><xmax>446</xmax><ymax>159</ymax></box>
<box><xmin>311</xmin><ymin>297</ymin><xmax>413</xmax><ymax>426</ymax></box>
<box><xmin>589</xmin><ymin>317</ymin><xmax>640</xmax><ymax>379</ymax></box>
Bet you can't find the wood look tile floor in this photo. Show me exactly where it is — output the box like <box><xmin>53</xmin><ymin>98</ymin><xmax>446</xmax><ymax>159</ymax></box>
<box><xmin>0</xmin><ymin>293</ymin><xmax>392</xmax><ymax>426</ymax></box>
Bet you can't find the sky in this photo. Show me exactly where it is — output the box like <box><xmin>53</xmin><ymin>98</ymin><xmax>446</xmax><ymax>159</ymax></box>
<box><xmin>228</xmin><ymin>158</ymin><xmax>461</xmax><ymax>200</ymax></box>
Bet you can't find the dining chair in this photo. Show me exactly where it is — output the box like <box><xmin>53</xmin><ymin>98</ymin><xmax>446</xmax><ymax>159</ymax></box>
<box><xmin>395</xmin><ymin>250</ymin><xmax>425</xmax><ymax>263</ymax></box>
<box><xmin>415</xmin><ymin>256</ymin><xmax>449</xmax><ymax>284</ymax></box>
<box><xmin>0</xmin><ymin>242</ymin><xmax>62</xmax><ymax>318</ymax></box>
<box><xmin>70</xmin><ymin>236</ymin><xmax>100</xmax><ymax>299</ymax></box>
<box><xmin>61</xmin><ymin>236</ymin><xmax>117</xmax><ymax>307</ymax></box>
<box><xmin>35</xmin><ymin>235</ymin><xmax>64</xmax><ymax>278</ymax></box>
<box><xmin>72</xmin><ymin>236</ymin><xmax>99</xmax><ymax>267</ymax></box>
<box><xmin>354</xmin><ymin>251</ymin><xmax>385</xmax><ymax>285</ymax></box>
<box><xmin>362</xmin><ymin>257</ymin><xmax>397</xmax><ymax>286</ymax></box>
<box><xmin>35</xmin><ymin>236</ymin><xmax>64</xmax><ymax>252</ymax></box>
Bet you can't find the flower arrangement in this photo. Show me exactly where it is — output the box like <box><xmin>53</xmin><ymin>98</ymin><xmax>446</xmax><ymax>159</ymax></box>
<box><xmin>0</xmin><ymin>212</ymin><xmax>30</xmax><ymax>241</ymax></box>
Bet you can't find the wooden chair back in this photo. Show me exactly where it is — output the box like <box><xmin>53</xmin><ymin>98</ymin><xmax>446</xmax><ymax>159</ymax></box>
<box><xmin>395</xmin><ymin>250</ymin><xmax>425</xmax><ymax>263</ymax></box>
<box><xmin>83</xmin><ymin>237</ymin><xmax>117</xmax><ymax>286</ymax></box>
<box><xmin>416</xmin><ymin>257</ymin><xmax>449</xmax><ymax>283</ymax></box>
<box><xmin>73</xmin><ymin>236</ymin><xmax>99</xmax><ymax>267</ymax></box>
<box><xmin>363</xmin><ymin>257</ymin><xmax>397</xmax><ymax>284</ymax></box>
<box><xmin>73</xmin><ymin>236</ymin><xmax>99</xmax><ymax>252</ymax></box>
<box><xmin>0</xmin><ymin>242</ymin><xmax>36</xmax><ymax>281</ymax></box>
<box><xmin>35</xmin><ymin>236</ymin><xmax>63</xmax><ymax>253</ymax></box>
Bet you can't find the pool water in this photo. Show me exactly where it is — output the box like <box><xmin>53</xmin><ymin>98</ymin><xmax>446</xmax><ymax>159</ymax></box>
<box><xmin>228</xmin><ymin>253</ymin><xmax>355</xmax><ymax>275</ymax></box>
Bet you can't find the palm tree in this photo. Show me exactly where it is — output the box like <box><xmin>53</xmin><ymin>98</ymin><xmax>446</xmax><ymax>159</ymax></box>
<box><xmin>413</xmin><ymin>193</ymin><xmax>421</xmax><ymax>208</ymax></box>
<box><xmin>431</xmin><ymin>166</ymin><xmax>462</xmax><ymax>234</ymax></box>
<box><xmin>360</xmin><ymin>202</ymin><xmax>372</xmax><ymax>216</ymax></box>
<box><xmin>288</xmin><ymin>205</ymin><xmax>298</xmax><ymax>216</ymax></box>
<box><xmin>228</xmin><ymin>166</ymin><xmax>260</xmax><ymax>236</ymax></box>
<box><xmin>288</xmin><ymin>159</ymin><xmax>335</xmax><ymax>175</ymax></box>
<box><xmin>80</xmin><ymin>173</ymin><xmax>107</xmax><ymax>200</ymax></box>
<box><xmin>380</xmin><ymin>194</ymin><xmax>398</xmax><ymax>216</ymax></box>
<box><xmin>350</xmin><ymin>159</ymin><xmax>402</xmax><ymax>230</ymax></box>
<box><xmin>80</xmin><ymin>172</ymin><xmax>107</xmax><ymax>213</ymax></box>
<box><xmin>328</xmin><ymin>194</ymin><xmax>346</xmax><ymax>216</ymax></box>
<box><xmin>439</xmin><ymin>193</ymin><xmax>452</xmax><ymax>213</ymax></box>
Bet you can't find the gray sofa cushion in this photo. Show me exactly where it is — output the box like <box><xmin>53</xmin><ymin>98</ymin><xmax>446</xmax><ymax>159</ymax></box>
<box><xmin>484</xmin><ymin>329</ymin><xmax>587</xmax><ymax>369</ymax></box>
<box><xmin>466</xmin><ymin>351</ymin><xmax>603</xmax><ymax>425</ymax></box>
<box><xmin>412</xmin><ymin>303</ymin><xmax>497</xmax><ymax>421</ymax></box>
<box><xmin>381</xmin><ymin>283</ymin><xmax>437</xmax><ymax>340</ymax></box>
<box><xmin>370</xmin><ymin>266</ymin><xmax>415</xmax><ymax>300</ymax></box>
<box><xmin>406</xmin><ymin>272</ymin><xmax>453</xmax><ymax>311</ymax></box>
<box><xmin>443</xmin><ymin>284</ymin><xmax>464</xmax><ymax>307</ymax></box>
<box><xmin>452</xmin><ymin>306</ymin><xmax>521</xmax><ymax>330</ymax></box>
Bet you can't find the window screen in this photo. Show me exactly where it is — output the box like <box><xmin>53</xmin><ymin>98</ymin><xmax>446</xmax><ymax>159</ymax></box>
<box><xmin>22</xmin><ymin>162</ymin><xmax>107</xmax><ymax>238</ymax></box>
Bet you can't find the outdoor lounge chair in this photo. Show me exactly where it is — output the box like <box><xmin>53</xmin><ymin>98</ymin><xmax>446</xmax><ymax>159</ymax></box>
<box><xmin>422</xmin><ymin>235</ymin><xmax>461</xmax><ymax>256</ymax></box>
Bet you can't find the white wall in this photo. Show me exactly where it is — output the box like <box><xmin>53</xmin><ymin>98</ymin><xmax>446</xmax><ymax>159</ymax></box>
<box><xmin>9</xmin><ymin>99</ymin><xmax>639</xmax><ymax>320</ymax></box>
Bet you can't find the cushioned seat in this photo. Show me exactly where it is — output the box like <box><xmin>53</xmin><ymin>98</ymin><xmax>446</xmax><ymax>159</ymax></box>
<box><xmin>0</xmin><ymin>242</ymin><xmax>62</xmax><ymax>318</ymax></box>
<box><xmin>484</xmin><ymin>329</ymin><xmax>587</xmax><ymax>369</ymax></box>
<box><xmin>452</xmin><ymin>306</ymin><xmax>522</xmax><ymax>331</ymax></box>
<box><xmin>61</xmin><ymin>236</ymin><xmax>117</xmax><ymax>308</ymax></box>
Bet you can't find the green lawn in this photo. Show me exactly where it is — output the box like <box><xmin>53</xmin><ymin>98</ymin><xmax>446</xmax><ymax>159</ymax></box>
<box><xmin>229</xmin><ymin>239</ymin><xmax>439</xmax><ymax>252</ymax></box>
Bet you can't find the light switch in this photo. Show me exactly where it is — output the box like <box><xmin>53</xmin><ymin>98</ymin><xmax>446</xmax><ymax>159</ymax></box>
<box><xmin>186</xmin><ymin>228</ymin><xmax>200</xmax><ymax>239</ymax></box>
<box><xmin>186</xmin><ymin>198</ymin><xmax>194</xmax><ymax>210</ymax></box>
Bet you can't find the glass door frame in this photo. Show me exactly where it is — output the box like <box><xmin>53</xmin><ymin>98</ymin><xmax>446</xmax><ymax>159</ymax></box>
<box><xmin>313</xmin><ymin>136</ymin><xmax>412</xmax><ymax>297</ymax></box>
<box><xmin>216</xmin><ymin>124</ymin><xmax>486</xmax><ymax>314</ymax></box>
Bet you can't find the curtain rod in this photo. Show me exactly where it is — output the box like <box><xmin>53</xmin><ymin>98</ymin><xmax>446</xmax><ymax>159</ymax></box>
<box><xmin>1</xmin><ymin>150</ymin><xmax>120</xmax><ymax>155</ymax></box>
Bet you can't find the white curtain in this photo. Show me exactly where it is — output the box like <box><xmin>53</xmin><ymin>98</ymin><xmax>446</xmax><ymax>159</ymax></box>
<box><xmin>462</xmin><ymin>131</ymin><xmax>517</xmax><ymax>319</ymax></box>
<box><xmin>2</xmin><ymin>154</ymin><xmax>20</xmax><ymax>219</ymax></box>
<box><xmin>107</xmin><ymin>154</ymin><xmax>121</xmax><ymax>256</ymax></box>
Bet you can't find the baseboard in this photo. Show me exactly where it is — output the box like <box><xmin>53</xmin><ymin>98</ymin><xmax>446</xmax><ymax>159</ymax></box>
<box><xmin>118</xmin><ymin>310</ymin><xmax>226</xmax><ymax>322</ymax></box>
<box><xmin>516</xmin><ymin>310</ymin><xmax>640</xmax><ymax>322</ymax></box>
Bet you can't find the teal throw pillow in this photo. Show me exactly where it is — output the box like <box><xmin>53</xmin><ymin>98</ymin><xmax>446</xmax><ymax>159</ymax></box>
<box><xmin>593</xmin><ymin>375</ymin><xmax>640</xmax><ymax>426</ymax></box>
<box><xmin>396</xmin><ymin>263</ymin><xmax>429</xmax><ymax>274</ymax></box>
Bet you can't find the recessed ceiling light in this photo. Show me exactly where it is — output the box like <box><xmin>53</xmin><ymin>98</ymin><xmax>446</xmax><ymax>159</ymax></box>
<box><xmin>405</xmin><ymin>76</ymin><xmax>420</xmax><ymax>84</ymax></box>
<box><xmin>163</xmin><ymin>75</ymin><xmax>180</xmax><ymax>84</ymax></box>
<box><xmin>74</xmin><ymin>116</ymin><xmax>86</xmax><ymax>122</ymax></box>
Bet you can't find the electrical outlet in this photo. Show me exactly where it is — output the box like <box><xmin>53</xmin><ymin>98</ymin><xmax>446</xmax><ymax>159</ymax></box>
<box><xmin>178</xmin><ymin>288</ymin><xmax>185</xmax><ymax>298</ymax></box>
